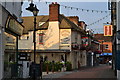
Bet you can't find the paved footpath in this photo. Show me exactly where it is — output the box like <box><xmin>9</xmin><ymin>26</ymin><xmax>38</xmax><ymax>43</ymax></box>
<box><xmin>43</xmin><ymin>64</ymin><xmax>117</xmax><ymax>80</ymax></box>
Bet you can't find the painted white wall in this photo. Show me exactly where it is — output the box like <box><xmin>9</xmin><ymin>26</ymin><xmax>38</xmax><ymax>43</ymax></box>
<box><xmin>19</xmin><ymin>21</ymin><xmax>60</xmax><ymax>50</ymax></box>
<box><xmin>44</xmin><ymin>21</ymin><xmax>60</xmax><ymax>49</ymax></box>
<box><xmin>71</xmin><ymin>30</ymin><xmax>87</xmax><ymax>68</ymax></box>
<box><xmin>18</xmin><ymin>31</ymin><xmax>34</xmax><ymax>49</ymax></box>
<box><xmin>71</xmin><ymin>31</ymin><xmax>77</xmax><ymax>43</ymax></box>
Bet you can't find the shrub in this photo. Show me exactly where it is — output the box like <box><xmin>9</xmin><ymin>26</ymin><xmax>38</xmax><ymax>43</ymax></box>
<box><xmin>42</xmin><ymin>61</ymin><xmax>72</xmax><ymax>72</ymax></box>
<box><xmin>65</xmin><ymin>61</ymin><xmax>72</xmax><ymax>71</ymax></box>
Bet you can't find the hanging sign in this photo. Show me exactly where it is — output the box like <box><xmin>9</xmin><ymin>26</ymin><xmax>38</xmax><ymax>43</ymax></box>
<box><xmin>104</xmin><ymin>25</ymin><xmax>113</xmax><ymax>36</ymax></box>
<box><xmin>81</xmin><ymin>37</ymin><xmax>88</xmax><ymax>46</ymax></box>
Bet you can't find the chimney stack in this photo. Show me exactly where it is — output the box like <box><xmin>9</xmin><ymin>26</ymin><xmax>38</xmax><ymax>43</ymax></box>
<box><xmin>78</xmin><ymin>21</ymin><xmax>87</xmax><ymax>30</ymax></box>
<box><xmin>49</xmin><ymin>2</ymin><xmax>60</xmax><ymax>21</ymax></box>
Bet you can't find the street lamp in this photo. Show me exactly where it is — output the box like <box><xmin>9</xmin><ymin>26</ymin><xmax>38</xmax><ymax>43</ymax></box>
<box><xmin>26</xmin><ymin>3</ymin><xmax>39</xmax><ymax>79</ymax></box>
<box><xmin>26</xmin><ymin>3</ymin><xmax>39</xmax><ymax>64</ymax></box>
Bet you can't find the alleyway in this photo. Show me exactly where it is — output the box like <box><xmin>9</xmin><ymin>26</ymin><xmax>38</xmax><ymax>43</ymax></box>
<box><xmin>43</xmin><ymin>64</ymin><xmax>116</xmax><ymax>80</ymax></box>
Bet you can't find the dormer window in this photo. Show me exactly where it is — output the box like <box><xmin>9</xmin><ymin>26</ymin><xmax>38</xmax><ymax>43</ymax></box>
<box><xmin>20</xmin><ymin>35</ymin><xmax>29</xmax><ymax>40</ymax></box>
<box><xmin>39</xmin><ymin>22</ymin><xmax>45</xmax><ymax>27</ymax></box>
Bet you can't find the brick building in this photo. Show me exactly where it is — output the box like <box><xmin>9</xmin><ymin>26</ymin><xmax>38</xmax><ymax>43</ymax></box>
<box><xmin>94</xmin><ymin>34</ymin><xmax>112</xmax><ymax>63</ymax></box>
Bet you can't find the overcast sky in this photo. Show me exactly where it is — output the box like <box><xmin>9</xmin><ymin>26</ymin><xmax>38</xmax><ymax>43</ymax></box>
<box><xmin>22</xmin><ymin>0</ymin><xmax>111</xmax><ymax>34</ymax></box>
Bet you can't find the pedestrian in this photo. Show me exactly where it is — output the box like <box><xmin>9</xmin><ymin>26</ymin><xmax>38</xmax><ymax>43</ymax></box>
<box><xmin>61</xmin><ymin>60</ymin><xmax>65</xmax><ymax>71</ymax></box>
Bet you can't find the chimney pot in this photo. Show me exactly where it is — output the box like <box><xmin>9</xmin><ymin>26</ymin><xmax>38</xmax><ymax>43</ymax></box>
<box><xmin>55</xmin><ymin>2</ymin><xmax>57</xmax><ymax>4</ymax></box>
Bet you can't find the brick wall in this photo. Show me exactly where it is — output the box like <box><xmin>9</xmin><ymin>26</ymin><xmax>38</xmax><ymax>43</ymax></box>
<box><xmin>49</xmin><ymin>2</ymin><xmax>60</xmax><ymax>21</ymax></box>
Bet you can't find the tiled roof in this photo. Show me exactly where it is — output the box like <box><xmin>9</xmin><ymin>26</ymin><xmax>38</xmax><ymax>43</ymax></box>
<box><xmin>22</xmin><ymin>14</ymin><xmax>86</xmax><ymax>34</ymax></box>
<box><xmin>22</xmin><ymin>15</ymin><xmax>49</xmax><ymax>34</ymax></box>
<box><xmin>94</xmin><ymin>34</ymin><xmax>112</xmax><ymax>42</ymax></box>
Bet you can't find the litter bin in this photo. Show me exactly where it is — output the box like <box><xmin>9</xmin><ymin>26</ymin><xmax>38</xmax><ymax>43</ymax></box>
<box><xmin>29</xmin><ymin>63</ymin><xmax>42</xmax><ymax>78</ymax></box>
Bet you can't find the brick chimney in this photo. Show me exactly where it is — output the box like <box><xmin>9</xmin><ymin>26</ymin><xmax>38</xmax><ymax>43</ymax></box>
<box><xmin>78</xmin><ymin>21</ymin><xmax>87</xmax><ymax>30</ymax></box>
<box><xmin>67</xmin><ymin>16</ymin><xmax>79</xmax><ymax>25</ymax></box>
<box><xmin>49</xmin><ymin>2</ymin><xmax>60</xmax><ymax>21</ymax></box>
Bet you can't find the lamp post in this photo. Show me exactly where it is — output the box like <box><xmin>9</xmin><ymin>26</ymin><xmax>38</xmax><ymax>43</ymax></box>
<box><xmin>26</xmin><ymin>2</ymin><xmax>39</xmax><ymax>79</ymax></box>
<box><xmin>26</xmin><ymin>2</ymin><xmax>39</xmax><ymax>64</ymax></box>
<box><xmin>86</xmin><ymin>29</ymin><xmax>90</xmax><ymax>49</ymax></box>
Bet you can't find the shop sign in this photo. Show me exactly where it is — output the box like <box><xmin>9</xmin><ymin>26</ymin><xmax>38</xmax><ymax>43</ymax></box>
<box><xmin>60</xmin><ymin>29</ymin><xmax>71</xmax><ymax>49</ymax></box>
<box><xmin>6</xmin><ymin>16</ymin><xmax>23</xmax><ymax>35</ymax></box>
<box><xmin>60</xmin><ymin>29</ymin><xmax>71</xmax><ymax>44</ymax></box>
<box><xmin>104</xmin><ymin>25</ymin><xmax>113</xmax><ymax>36</ymax></box>
<box><xmin>18</xmin><ymin>53</ymin><xmax>28</xmax><ymax>61</ymax></box>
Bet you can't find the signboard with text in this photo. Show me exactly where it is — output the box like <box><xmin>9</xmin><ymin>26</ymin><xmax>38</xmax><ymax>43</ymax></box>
<box><xmin>104</xmin><ymin>25</ymin><xmax>113</xmax><ymax>36</ymax></box>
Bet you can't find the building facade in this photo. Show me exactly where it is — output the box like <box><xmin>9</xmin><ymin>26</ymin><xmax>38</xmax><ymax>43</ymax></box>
<box><xmin>94</xmin><ymin>34</ymin><xmax>112</xmax><ymax>64</ymax></box>
<box><xmin>18</xmin><ymin>2</ymin><xmax>87</xmax><ymax>70</ymax></box>
<box><xmin>0</xmin><ymin>1</ymin><xmax>23</xmax><ymax>79</ymax></box>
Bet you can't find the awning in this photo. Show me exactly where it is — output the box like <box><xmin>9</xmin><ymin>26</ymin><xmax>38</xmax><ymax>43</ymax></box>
<box><xmin>100</xmin><ymin>53</ymin><xmax>112</xmax><ymax>56</ymax></box>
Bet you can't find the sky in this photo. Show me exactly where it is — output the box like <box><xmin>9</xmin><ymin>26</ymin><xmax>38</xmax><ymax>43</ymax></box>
<box><xmin>22</xmin><ymin>0</ymin><xmax>111</xmax><ymax>34</ymax></box>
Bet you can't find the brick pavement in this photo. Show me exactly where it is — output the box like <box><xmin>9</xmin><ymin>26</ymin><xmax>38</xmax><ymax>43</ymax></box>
<box><xmin>43</xmin><ymin>64</ymin><xmax>117</xmax><ymax>80</ymax></box>
<box><xmin>60</xmin><ymin>65</ymin><xmax>116</xmax><ymax>78</ymax></box>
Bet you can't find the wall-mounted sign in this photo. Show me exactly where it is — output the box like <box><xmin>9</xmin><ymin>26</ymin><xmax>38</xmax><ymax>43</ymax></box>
<box><xmin>18</xmin><ymin>53</ymin><xmax>28</xmax><ymax>61</ymax></box>
<box><xmin>60</xmin><ymin>29</ymin><xmax>71</xmax><ymax>49</ymax></box>
<box><xmin>6</xmin><ymin>16</ymin><xmax>24</xmax><ymax>35</ymax></box>
<box><xmin>60</xmin><ymin>37</ymin><xmax>70</xmax><ymax>44</ymax></box>
<box><xmin>104</xmin><ymin>25</ymin><xmax>113</xmax><ymax>36</ymax></box>
<box><xmin>61</xmin><ymin>30</ymin><xmax>70</xmax><ymax>37</ymax></box>
<box><xmin>60</xmin><ymin>29</ymin><xmax>71</xmax><ymax>45</ymax></box>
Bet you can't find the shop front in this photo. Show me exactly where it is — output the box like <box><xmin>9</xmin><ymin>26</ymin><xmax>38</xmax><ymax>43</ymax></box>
<box><xmin>1</xmin><ymin>7</ymin><xmax>24</xmax><ymax>78</ymax></box>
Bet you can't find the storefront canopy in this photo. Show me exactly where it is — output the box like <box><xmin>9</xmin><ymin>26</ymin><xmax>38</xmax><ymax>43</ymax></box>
<box><xmin>100</xmin><ymin>53</ymin><xmax>112</xmax><ymax>56</ymax></box>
